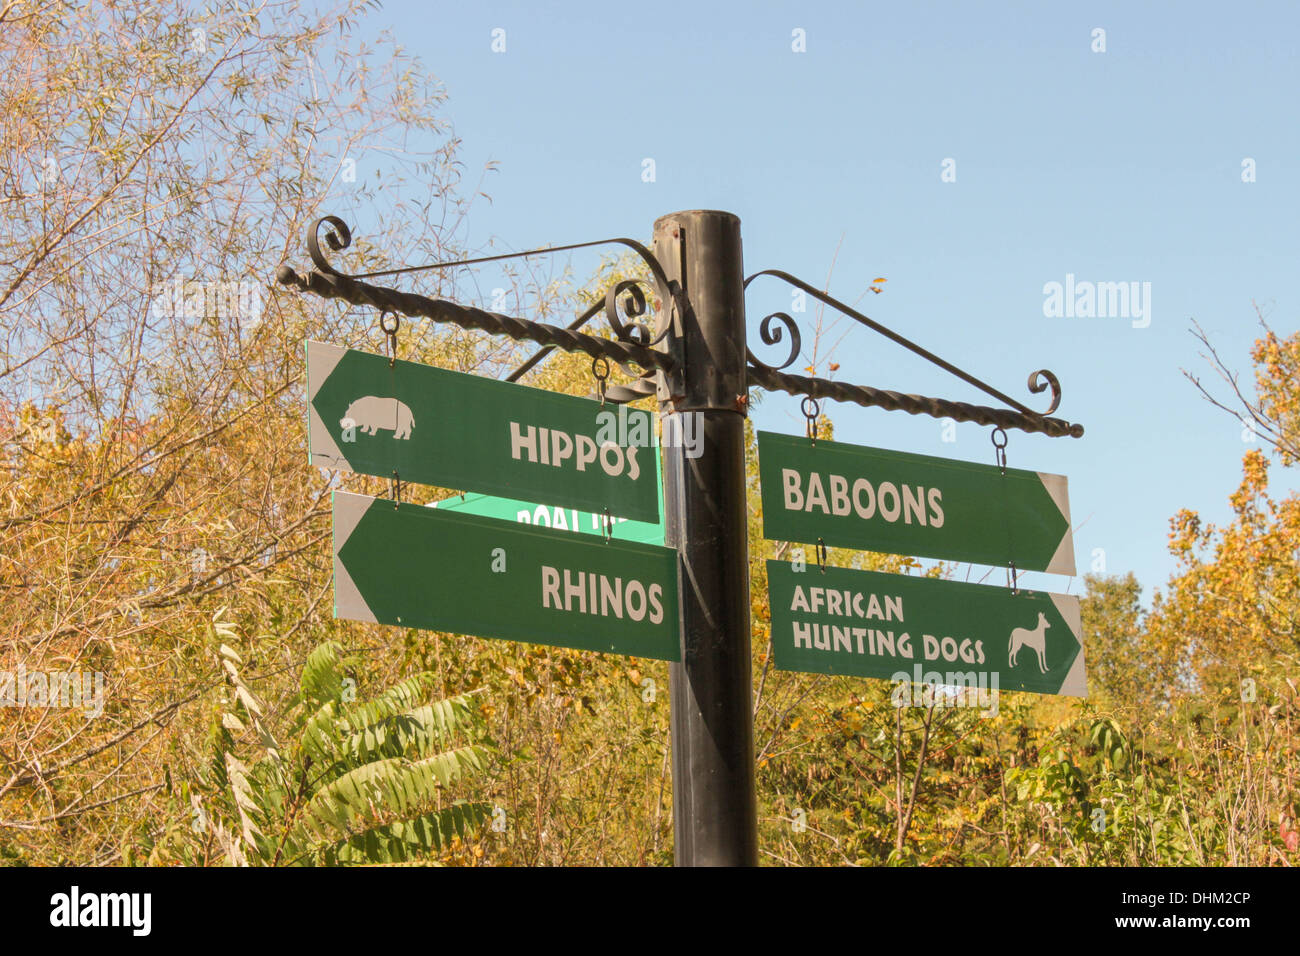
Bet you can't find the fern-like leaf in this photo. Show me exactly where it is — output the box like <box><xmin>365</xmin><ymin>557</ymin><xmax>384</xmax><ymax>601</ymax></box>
<box><xmin>325</xmin><ymin>802</ymin><xmax>491</xmax><ymax>865</ymax></box>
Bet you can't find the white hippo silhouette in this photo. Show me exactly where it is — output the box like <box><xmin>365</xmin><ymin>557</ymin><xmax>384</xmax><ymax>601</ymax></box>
<box><xmin>340</xmin><ymin>395</ymin><xmax>414</xmax><ymax>440</ymax></box>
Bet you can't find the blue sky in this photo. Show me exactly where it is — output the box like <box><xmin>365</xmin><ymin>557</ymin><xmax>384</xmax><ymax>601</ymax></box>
<box><xmin>353</xmin><ymin>0</ymin><xmax>1300</xmax><ymax>604</ymax></box>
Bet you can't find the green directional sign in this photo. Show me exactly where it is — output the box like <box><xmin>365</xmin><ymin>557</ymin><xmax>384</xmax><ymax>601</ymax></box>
<box><xmin>428</xmin><ymin>458</ymin><xmax>665</xmax><ymax>545</ymax></box>
<box><xmin>767</xmin><ymin>560</ymin><xmax>1085</xmax><ymax>696</ymax></box>
<box><xmin>758</xmin><ymin>432</ymin><xmax>1074</xmax><ymax>575</ymax></box>
<box><xmin>333</xmin><ymin>491</ymin><xmax>680</xmax><ymax>661</ymax></box>
<box><xmin>307</xmin><ymin>341</ymin><xmax>660</xmax><ymax>522</ymax></box>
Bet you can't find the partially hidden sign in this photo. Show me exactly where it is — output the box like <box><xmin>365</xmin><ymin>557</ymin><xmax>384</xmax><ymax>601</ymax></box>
<box><xmin>307</xmin><ymin>341</ymin><xmax>660</xmax><ymax>522</ymax></box>
<box><xmin>333</xmin><ymin>491</ymin><xmax>680</xmax><ymax>661</ymax></box>
<box><xmin>757</xmin><ymin>432</ymin><xmax>1074</xmax><ymax>575</ymax></box>
<box><xmin>766</xmin><ymin>560</ymin><xmax>1086</xmax><ymax>696</ymax></box>
<box><xmin>428</xmin><ymin>462</ymin><xmax>665</xmax><ymax>546</ymax></box>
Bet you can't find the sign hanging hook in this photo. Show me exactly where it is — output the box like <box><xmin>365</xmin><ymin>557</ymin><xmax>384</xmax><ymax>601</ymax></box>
<box><xmin>990</xmin><ymin>427</ymin><xmax>1017</xmax><ymax>593</ymax></box>
<box><xmin>803</xmin><ymin>397</ymin><xmax>821</xmax><ymax>445</ymax></box>
<box><xmin>990</xmin><ymin>426</ymin><xmax>1008</xmax><ymax>475</ymax></box>
<box><xmin>592</xmin><ymin>356</ymin><xmax>610</xmax><ymax>405</ymax></box>
<box><xmin>380</xmin><ymin>311</ymin><xmax>400</xmax><ymax>367</ymax></box>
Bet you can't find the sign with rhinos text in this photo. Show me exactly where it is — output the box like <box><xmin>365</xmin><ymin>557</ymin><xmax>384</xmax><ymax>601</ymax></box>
<box><xmin>766</xmin><ymin>560</ymin><xmax>1086</xmax><ymax>696</ymax></box>
<box><xmin>333</xmin><ymin>491</ymin><xmax>681</xmax><ymax>660</ymax></box>
<box><xmin>306</xmin><ymin>341</ymin><xmax>660</xmax><ymax>522</ymax></box>
<box><xmin>758</xmin><ymin>432</ymin><xmax>1075</xmax><ymax>575</ymax></box>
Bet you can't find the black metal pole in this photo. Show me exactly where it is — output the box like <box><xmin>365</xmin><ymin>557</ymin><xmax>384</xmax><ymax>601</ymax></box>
<box><xmin>655</xmin><ymin>210</ymin><xmax>758</xmax><ymax>866</ymax></box>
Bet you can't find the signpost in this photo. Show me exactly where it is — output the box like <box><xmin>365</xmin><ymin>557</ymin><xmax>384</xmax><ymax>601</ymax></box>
<box><xmin>766</xmin><ymin>560</ymin><xmax>1085</xmax><ymax>696</ymax></box>
<box><xmin>307</xmin><ymin>340</ymin><xmax>661</xmax><ymax>522</ymax></box>
<box><xmin>758</xmin><ymin>432</ymin><xmax>1074</xmax><ymax>575</ymax></box>
<box><xmin>280</xmin><ymin>209</ymin><xmax>1090</xmax><ymax>866</ymax></box>
<box><xmin>332</xmin><ymin>491</ymin><xmax>680</xmax><ymax>661</ymax></box>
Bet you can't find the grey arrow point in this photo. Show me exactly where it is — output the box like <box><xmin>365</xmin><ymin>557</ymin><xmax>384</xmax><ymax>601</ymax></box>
<box><xmin>332</xmin><ymin>490</ymin><xmax>377</xmax><ymax>623</ymax></box>
<box><xmin>1049</xmin><ymin>591</ymin><xmax>1087</xmax><ymax>697</ymax></box>
<box><xmin>308</xmin><ymin>340</ymin><xmax>350</xmax><ymax>470</ymax></box>
<box><xmin>1037</xmin><ymin>471</ymin><xmax>1076</xmax><ymax>576</ymax></box>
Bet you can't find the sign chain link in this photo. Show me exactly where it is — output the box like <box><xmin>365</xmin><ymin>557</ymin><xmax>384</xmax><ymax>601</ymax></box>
<box><xmin>380</xmin><ymin>310</ymin><xmax>400</xmax><ymax>367</ymax></box>
<box><xmin>802</xmin><ymin>397</ymin><xmax>820</xmax><ymax>445</ymax></box>
<box><xmin>991</xmin><ymin>427</ymin><xmax>1018</xmax><ymax>594</ymax></box>
<box><xmin>592</xmin><ymin>357</ymin><xmax>610</xmax><ymax>406</ymax></box>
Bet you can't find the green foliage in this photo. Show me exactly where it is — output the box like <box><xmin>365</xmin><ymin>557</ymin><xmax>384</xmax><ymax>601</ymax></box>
<box><xmin>194</xmin><ymin>633</ymin><xmax>492</xmax><ymax>866</ymax></box>
<box><xmin>1080</xmin><ymin>573</ymin><xmax>1161</xmax><ymax>715</ymax></box>
<box><xmin>2</xmin><ymin>0</ymin><xmax>1294</xmax><ymax>865</ymax></box>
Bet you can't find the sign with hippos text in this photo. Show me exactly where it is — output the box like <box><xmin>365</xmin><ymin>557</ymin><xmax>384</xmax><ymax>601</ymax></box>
<box><xmin>766</xmin><ymin>560</ymin><xmax>1086</xmax><ymax>697</ymax></box>
<box><xmin>306</xmin><ymin>341</ymin><xmax>660</xmax><ymax>522</ymax></box>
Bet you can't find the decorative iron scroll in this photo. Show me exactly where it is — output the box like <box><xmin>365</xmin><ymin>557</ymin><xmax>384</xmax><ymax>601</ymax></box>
<box><xmin>304</xmin><ymin>215</ymin><xmax>675</xmax><ymax>348</ymax></box>
<box><xmin>276</xmin><ymin>217</ymin><xmax>678</xmax><ymax>377</ymax></box>
<box><xmin>746</xmin><ymin>362</ymin><xmax>1083</xmax><ymax>438</ymax></box>
<box><xmin>743</xmin><ymin>269</ymin><xmax>1083</xmax><ymax>438</ymax></box>
<box><xmin>276</xmin><ymin>218</ymin><xmax>1085</xmax><ymax>436</ymax></box>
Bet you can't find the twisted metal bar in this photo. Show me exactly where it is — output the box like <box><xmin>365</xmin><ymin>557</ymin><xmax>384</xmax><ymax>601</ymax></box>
<box><xmin>274</xmin><ymin>264</ymin><xmax>676</xmax><ymax>375</ymax></box>
<box><xmin>507</xmin><ymin>277</ymin><xmax>664</xmax><ymax>382</ymax></box>
<box><xmin>506</xmin><ymin>296</ymin><xmax>603</xmax><ymax>382</ymax></box>
<box><xmin>744</xmin><ymin>269</ymin><xmax>1065</xmax><ymax>419</ymax></box>
<box><xmin>306</xmin><ymin>215</ymin><xmax>677</xmax><ymax>347</ymax></box>
<box><xmin>746</xmin><ymin>362</ymin><xmax>1085</xmax><ymax>438</ymax></box>
<box><xmin>284</xmin><ymin>218</ymin><xmax>1083</xmax><ymax>435</ymax></box>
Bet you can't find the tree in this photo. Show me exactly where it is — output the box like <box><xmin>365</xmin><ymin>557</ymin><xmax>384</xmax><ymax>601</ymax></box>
<box><xmin>1080</xmin><ymin>572</ymin><xmax>1157</xmax><ymax>716</ymax></box>
<box><xmin>1146</xmin><ymin>310</ymin><xmax>1300</xmax><ymax>692</ymax></box>
<box><xmin>0</xmin><ymin>0</ymin><xmax>494</xmax><ymax>864</ymax></box>
<box><xmin>171</xmin><ymin>634</ymin><xmax>492</xmax><ymax>866</ymax></box>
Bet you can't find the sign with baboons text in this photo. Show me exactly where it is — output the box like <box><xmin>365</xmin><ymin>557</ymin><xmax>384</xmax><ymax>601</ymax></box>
<box><xmin>757</xmin><ymin>432</ymin><xmax>1075</xmax><ymax>575</ymax></box>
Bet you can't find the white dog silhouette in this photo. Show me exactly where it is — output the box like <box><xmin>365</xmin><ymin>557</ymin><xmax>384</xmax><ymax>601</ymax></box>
<box><xmin>1008</xmin><ymin>612</ymin><xmax>1050</xmax><ymax>673</ymax></box>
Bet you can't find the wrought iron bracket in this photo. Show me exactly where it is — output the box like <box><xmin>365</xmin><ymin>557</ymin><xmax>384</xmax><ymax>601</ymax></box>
<box><xmin>743</xmin><ymin>269</ymin><xmax>1084</xmax><ymax>438</ymax></box>
<box><xmin>275</xmin><ymin>217</ymin><xmax>1084</xmax><ymax>437</ymax></box>
<box><xmin>746</xmin><ymin>362</ymin><xmax>1082</xmax><ymax>438</ymax></box>
<box><xmin>275</xmin><ymin>216</ymin><xmax>678</xmax><ymax>378</ymax></box>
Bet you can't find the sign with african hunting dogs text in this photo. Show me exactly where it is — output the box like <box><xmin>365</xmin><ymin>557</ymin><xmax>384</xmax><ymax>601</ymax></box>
<box><xmin>766</xmin><ymin>560</ymin><xmax>1086</xmax><ymax>697</ymax></box>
